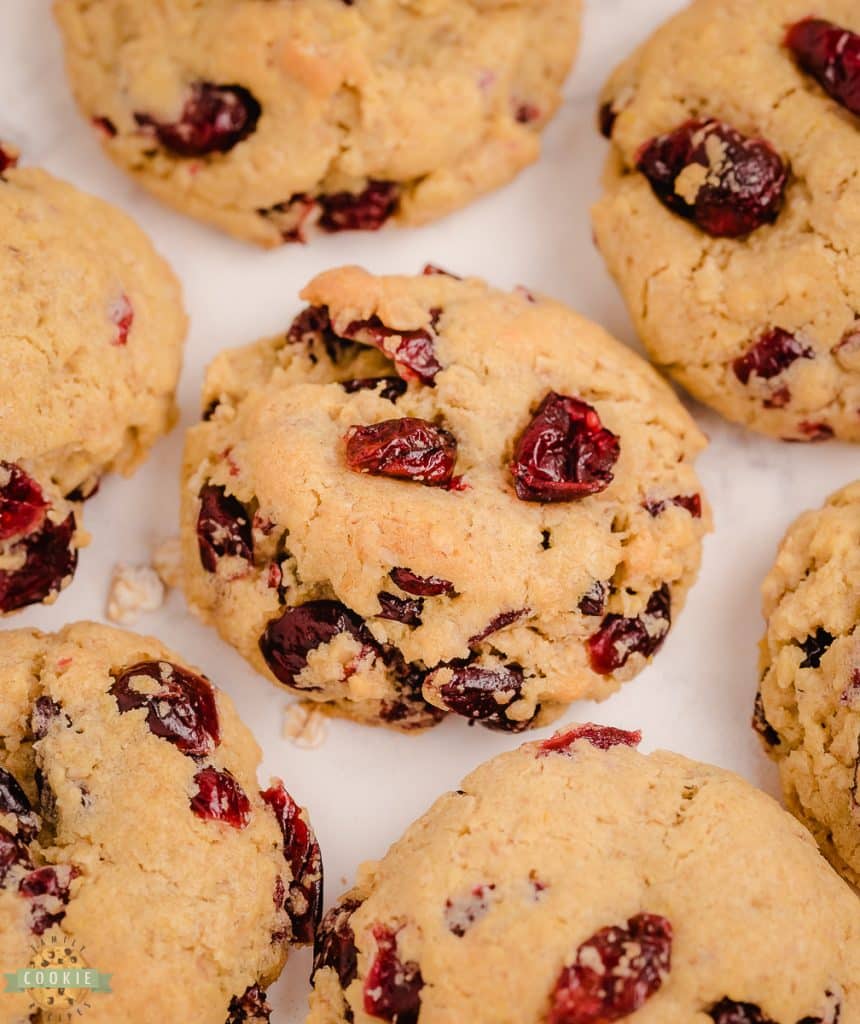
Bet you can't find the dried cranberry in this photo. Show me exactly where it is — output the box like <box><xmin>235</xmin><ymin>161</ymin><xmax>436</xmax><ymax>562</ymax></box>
<box><xmin>379</xmin><ymin>690</ymin><xmax>447</xmax><ymax>731</ymax></box>
<box><xmin>798</xmin><ymin>421</ymin><xmax>834</xmax><ymax>441</ymax></box>
<box><xmin>644</xmin><ymin>494</ymin><xmax>702</xmax><ymax>518</ymax></box>
<box><xmin>109</xmin><ymin>293</ymin><xmax>134</xmax><ymax>346</ymax></box>
<box><xmin>733</xmin><ymin>329</ymin><xmax>813</xmax><ymax>388</ymax></box>
<box><xmin>342</xmin><ymin>377</ymin><xmax>408</xmax><ymax>403</ymax></box>
<box><xmin>345</xmin><ymin>418</ymin><xmax>457</xmax><ymax>487</ymax></box>
<box><xmin>432</xmin><ymin>663</ymin><xmax>538</xmax><ymax>732</ymax></box>
<box><xmin>135</xmin><ymin>82</ymin><xmax>260</xmax><ymax>156</ymax></box>
<box><xmin>0</xmin><ymin>768</ymin><xmax>37</xmax><ymax>839</ymax></box>
<box><xmin>19</xmin><ymin>864</ymin><xmax>78</xmax><ymax>935</ymax></box>
<box><xmin>377</xmin><ymin>593</ymin><xmax>424</xmax><ymax>626</ymax></box>
<box><xmin>587</xmin><ymin>585</ymin><xmax>671</xmax><ymax>675</ymax></box>
<box><xmin>445</xmin><ymin>884</ymin><xmax>496</xmax><ymax>937</ymax></box>
<box><xmin>313</xmin><ymin>896</ymin><xmax>363</xmax><ymax>988</ymax></box>
<box><xmin>92</xmin><ymin>116</ymin><xmax>117</xmax><ymax>138</ymax></box>
<box><xmin>636</xmin><ymin>119</ymin><xmax>788</xmax><ymax>237</ymax></box>
<box><xmin>110</xmin><ymin>660</ymin><xmax>220</xmax><ymax>757</ymax></box>
<box><xmin>0</xmin><ymin>825</ymin><xmax>31</xmax><ymax>886</ymax></box>
<box><xmin>469</xmin><ymin>609</ymin><xmax>528</xmax><ymax>646</ymax></box>
<box><xmin>0</xmin><ymin>462</ymin><xmax>48</xmax><ymax>541</ymax></box>
<box><xmin>797</xmin><ymin>627</ymin><xmax>834</xmax><ymax>668</ymax></box>
<box><xmin>363</xmin><ymin>926</ymin><xmax>423</xmax><ymax>1024</ymax></box>
<box><xmin>389</xmin><ymin>567</ymin><xmax>455</xmax><ymax>597</ymax></box>
<box><xmin>32</xmin><ymin>696</ymin><xmax>61</xmax><ymax>740</ymax></box>
<box><xmin>65</xmin><ymin>477</ymin><xmax>101</xmax><ymax>503</ymax></box>
<box><xmin>515</xmin><ymin>102</ymin><xmax>541</xmax><ymax>124</ymax></box>
<box><xmin>511</xmin><ymin>393</ymin><xmax>620</xmax><ymax>503</ymax></box>
<box><xmin>261</xmin><ymin>780</ymin><xmax>322</xmax><ymax>945</ymax></box>
<box><xmin>0</xmin><ymin>512</ymin><xmax>77</xmax><ymax>614</ymax></box>
<box><xmin>422</xmin><ymin>264</ymin><xmax>462</xmax><ymax>279</ymax></box>
<box><xmin>786</xmin><ymin>18</ymin><xmax>860</xmax><ymax>117</ymax></box>
<box><xmin>196</xmin><ymin>484</ymin><xmax>253</xmax><ymax>573</ymax></box>
<box><xmin>190</xmin><ymin>767</ymin><xmax>251</xmax><ymax>829</ymax></box>
<box><xmin>549</xmin><ymin>914</ymin><xmax>672</xmax><ymax>1023</ymax></box>
<box><xmin>752</xmin><ymin>691</ymin><xmax>780</xmax><ymax>747</ymax></box>
<box><xmin>226</xmin><ymin>984</ymin><xmax>271</xmax><ymax>1024</ymax></box>
<box><xmin>707</xmin><ymin>1000</ymin><xmax>776</xmax><ymax>1024</ymax></box>
<box><xmin>599</xmin><ymin>100</ymin><xmax>618</xmax><ymax>139</ymax></box>
<box><xmin>286</xmin><ymin>305</ymin><xmax>354</xmax><ymax>364</ymax></box>
<box><xmin>260</xmin><ymin>600</ymin><xmax>376</xmax><ymax>690</ymax></box>
<box><xmin>340</xmin><ymin>316</ymin><xmax>442</xmax><ymax>386</ymax></box>
<box><xmin>538</xmin><ymin>723</ymin><xmax>642</xmax><ymax>756</ymax></box>
<box><xmin>0</xmin><ymin>145</ymin><xmax>19</xmax><ymax>172</ymax></box>
<box><xmin>578</xmin><ymin>582</ymin><xmax>607</xmax><ymax>617</ymax></box>
<box><xmin>318</xmin><ymin>181</ymin><xmax>399</xmax><ymax>232</ymax></box>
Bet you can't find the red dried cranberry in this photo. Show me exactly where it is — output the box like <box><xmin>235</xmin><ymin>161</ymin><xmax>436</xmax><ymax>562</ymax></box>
<box><xmin>469</xmin><ymin>609</ymin><xmax>528</xmax><ymax>646</ymax></box>
<box><xmin>196</xmin><ymin>484</ymin><xmax>254</xmax><ymax>573</ymax></box>
<box><xmin>92</xmin><ymin>116</ymin><xmax>117</xmax><ymax>138</ymax></box>
<box><xmin>538</xmin><ymin>723</ymin><xmax>642</xmax><ymax>756</ymax></box>
<box><xmin>19</xmin><ymin>864</ymin><xmax>78</xmax><ymax>936</ymax></box>
<box><xmin>0</xmin><ymin>768</ymin><xmax>37</xmax><ymax>839</ymax></box>
<box><xmin>511</xmin><ymin>393</ymin><xmax>620</xmax><ymax>503</ymax></box>
<box><xmin>798</xmin><ymin>421</ymin><xmax>834</xmax><ymax>441</ymax></box>
<box><xmin>752</xmin><ymin>691</ymin><xmax>780</xmax><ymax>748</ymax></box>
<box><xmin>444</xmin><ymin>883</ymin><xmax>496</xmax><ymax>937</ymax></box>
<box><xmin>733</xmin><ymin>329</ymin><xmax>813</xmax><ymax>388</ymax></box>
<box><xmin>0</xmin><ymin>145</ymin><xmax>19</xmax><ymax>172</ymax></box>
<box><xmin>345</xmin><ymin>419</ymin><xmax>457</xmax><ymax>486</ymax></box>
<box><xmin>587</xmin><ymin>585</ymin><xmax>671</xmax><ymax>675</ymax></box>
<box><xmin>0</xmin><ymin>825</ymin><xmax>31</xmax><ymax>886</ymax></box>
<box><xmin>318</xmin><ymin>181</ymin><xmax>399</xmax><ymax>232</ymax></box>
<box><xmin>0</xmin><ymin>462</ymin><xmax>48</xmax><ymax>541</ymax></box>
<box><xmin>108</xmin><ymin>293</ymin><xmax>134</xmax><ymax>346</ymax></box>
<box><xmin>286</xmin><ymin>305</ymin><xmax>355</xmax><ymax>364</ymax></box>
<box><xmin>32</xmin><ymin>696</ymin><xmax>62</xmax><ymax>740</ymax></box>
<box><xmin>433</xmin><ymin>663</ymin><xmax>538</xmax><ymax>732</ymax></box>
<box><xmin>261</xmin><ymin>780</ymin><xmax>322</xmax><ymax>945</ymax></box>
<box><xmin>342</xmin><ymin>377</ymin><xmax>408</xmax><ymax>403</ymax></box>
<box><xmin>707</xmin><ymin>1000</ymin><xmax>776</xmax><ymax>1024</ymax></box>
<box><xmin>389</xmin><ymin>567</ymin><xmax>455</xmax><ymax>597</ymax></box>
<box><xmin>787</xmin><ymin>18</ymin><xmax>860</xmax><ymax>117</ymax></box>
<box><xmin>515</xmin><ymin>102</ymin><xmax>541</xmax><ymax>124</ymax></box>
<box><xmin>599</xmin><ymin>100</ymin><xmax>618</xmax><ymax>139</ymax></box>
<box><xmin>422</xmin><ymin>264</ymin><xmax>462</xmax><ymax>279</ymax></box>
<box><xmin>340</xmin><ymin>316</ymin><xmax>442</xmax><ymax>386</ymax></box>
<box><xmin>260</xmin><ymin>600</ymin><xmax>376</xmax><ymax>690</ymax></box>
<box><xmin>578</xmin><ymin>582</ymin><xmax>607</xmax><ymax>617</ymax></box>
<box><xmin>644</xmin><ymin>494</ymin><xmax>702</xmax><ymax>518</ymax></box>
<box><xmin>549</xmin><ymin>913</ymin><xmax>672</xmax><ymax>1023</ymax></box>
<box><xmin>797</xmin><ymin>627</ymin><xmax>834</xmax><ymax>668</ymax></box>
<box><xmin>226</xmin><ymin>984</ymin><xmax>271</xmax><ymax>1024</ymax></box>
<box><xmin>313</xmin><ymin>896</ymin><xmax>364</xmax><ymax>988</ymax></box>
<box><xmin>377</xmin><ymin>593</ymin><xmax>424</xmax><ymax>627</ymax></box>
<box><xmin>363</xmin><ymin>926</ymin><xmax>423</xmax><ymax>1024</ymax></box>
<box><xmin>636</xmin><ymin>119</ymin><xmax>788</xmax><ymax>237</ymax></box>
<box><xmin>135</xmin><ymin>82</ymin><xmax>260</xmax><ymax>156</ymax></box>
<box><xmin>110</xmin><ymin>660</ymin><xmax>221</xmax><ymax>757</ymax></box>
<box><xmin>190</xmin><ymin>767</ymin><xmax>251</xmax><ymax>829</ymax></box>
<box><xmin>0</xmin><ymin>512</ymin><xmax>78</xmax><ymax>614</ymax></box>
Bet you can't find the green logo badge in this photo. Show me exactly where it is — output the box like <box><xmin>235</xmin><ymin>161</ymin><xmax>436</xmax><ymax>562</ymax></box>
<box><xmin>3</xmin><ymin>932</ymin><xmax>111</xmax><ymax>1020</ymax></box>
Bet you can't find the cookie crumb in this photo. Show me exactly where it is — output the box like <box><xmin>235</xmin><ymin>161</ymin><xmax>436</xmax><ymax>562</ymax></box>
<box><xmin>283</xmin><ymin>703</ymin><xmax>328</xmax><ymax>749</ymax></box>
<box><xmin>152</xmin><ymin>536</ymin><xmax>184</xmax><ymax>589</ymax></box>
<box><xmin>106</xmin><ymin>564</ymin><xmax>165</xmax><ymax>625</ymax></box>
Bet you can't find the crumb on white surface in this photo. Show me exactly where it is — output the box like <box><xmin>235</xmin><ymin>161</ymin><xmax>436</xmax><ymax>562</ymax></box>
<box><xmin>152</xmin><ymin>536</ymin><xmax>184</xmax><ymax>589</ymax></box>
<box><xmin>106</xmin><ymin>563</ymin><xmax>165</xmax><ymax>626</ymax></box>
<box><xmin>283</xmin><ymin>703</ymin><xmax>328</xmax><ymax>749</ymax></box>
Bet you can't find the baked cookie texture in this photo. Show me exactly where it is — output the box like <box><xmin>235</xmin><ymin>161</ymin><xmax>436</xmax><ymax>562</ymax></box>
<box><xmin>592</xmin><ymin>0</ymin><xmax>860</xmax><ymax>443</ymax></box>
<box><xmin>53</xmin><ymin>0</ymin><xmax>581</xmax><ymax>246</ymax></box>
<box><xmin>0</xmin><ymin>151</ymin><xmax>185</xmax><ymax>615</ymax></box>
<box><xmin>308</xmin><ymin>724</ymin><xmax>860</xmax><ymax>1024</ymax></box>
<box><xmin>0</xmin><ymin>622</ymin><xmax>321</xmax><ymax>1024</ymax></box>
<box><xmin>756</xmin><ymin>482</ymin><xmax>860</xmax><ymax>887</ymax></box>
<box><xmin>181</xmin><ymin>266</ymin><xmax>710</xmax><ymax>733</ymax></box>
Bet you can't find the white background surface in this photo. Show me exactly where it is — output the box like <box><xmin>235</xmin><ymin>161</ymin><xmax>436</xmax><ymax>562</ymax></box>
<box><xmin>2</xmin><ymin>2</ymin><xmax>858</xmax><ymax>1019</ymax></box>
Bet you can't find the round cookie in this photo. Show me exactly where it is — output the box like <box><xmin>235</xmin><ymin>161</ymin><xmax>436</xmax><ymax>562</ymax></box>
<box><xmin>755</xmin><ymin>482</ymin><xmax>860</xmax><ymax>886</ymax></box>
<box><xmin>181</xmin><ymin>266</ymin><xmax>710</xmax><ymax>732</ymax></box>
<box><xmin>54</xmin><ymin>0</ymin><xmax>581</xmax><ymax>246</ymax></box>
<box><xmin>0</xmin><ymin>148</ymin><xmax>185</xmax><ymax>615</ymax></box>
<box><xmin>592</xmin><ymin>0</ymin><xmax>860</xmax><ymax>443</ymax></box>
<box><xmin>0</xmin><ymin>621</ymin><xmax>321</xmax><ymax>1023</ymax></box>
<box><xmin>308</xmin><ymin>723</ymin><xmax>860</xmax><ymax>1023</ymax></box>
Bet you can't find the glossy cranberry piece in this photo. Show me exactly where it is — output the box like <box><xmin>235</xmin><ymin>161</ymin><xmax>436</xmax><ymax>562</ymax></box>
<box><xmin>578</xmin><ymin>581</ymin><xmax>607</xmax><ymax>617</ymax></box>
<box><xmin>797</xmin><ymin>627</ymin><xmax>834</xmax><ymax>668</ymax></box>
<box><xmin>752</xmin><ymin>691</ymin><xmax>780</xmax><ymax>748</ymax></box>
<box><xmin>345</xmin><ymin>419</ymin><xmax>457</xmax><ymax>487</ymax></box>
<box><xmin>445</xmin><ymin>883</ymin><xmax>496</xmax><ymax>937</ymax></box>
<box><xmin>787</xmin><ymin>18</ymin><xmax>860</xmax><ymax>117</ymax></box>
<box><xmin>636</xmin><ymin>119</ymin><xmax>788</xmax><ymax>237</ymax></box>
<box><xmin>318</xmin><ymin>181</ymin><xmax>399</xmax><ymax>232</ymax></box>
<box><xmin>587</xmin><ymin>585</ymin><xmax>671</xmax><ymax>675</ymax></box>
<box><xmin>135</xmin><ymin>82</ymin><xmax>260</xmax><ymax>156</ymax></box>
<box><xmin>539</xmin><ymin>723</ymin><xmax>642</xmax><ymax>756</ymax></box>
<box><xmin>313</xmin><ymin>896</ymin><xmax>363</xmax><ymax>988</ymax></box>
<box><xmin>110</xmin><ymin>660</ymin><xmax>221</xmax><ymax>757</ymax></box>
<box><xmin>341</xmin><ymin>316</ymin><xmax>443</xmax><ymax>386</ymax></box>
<box><xmin>707</xmin><ymin>1000</ymin><xmax>776</xmax><ymax>1024</ymax></box>
<box><xmin>226</xmin><ymin>984</ymin><xmax>271</xmax><ymax>1024</ymax></box>
<box><xmin>797</xmin><ymin>421</ymin><xmax>834</xmax><ymax>441</ymax></box>
<box><xmin>108</xmin><ymin>293</ymin><xmax>134</xmax><ymax>346</ymax></box>
<box><xmin>433</xmin><ymin>663</ymin><xmax>538</xmax><ymax>732</ymax></box>
<box><xmin>190</xmin><ymin>767</ymin><xmax>251</xmax><ymax>829</ymax></box>
<box><xmin>511</xmin><ymin>393</ymin><xmax>620</xmax><ymax>503</ymax></box>
<box><xmin>644</xmin><ymin>493</ymin><xmax>702</xmax><ymax>518</ymax></box>
<box><xmin>0</xmin><ymin>825</ymin><xmax>31</xmax><ymax>886</ymax></box>
<box><xmin>549</xmin><ymin>914</ymin><xmax>672</xmax><ymax>1024</ymax></box>
<box><xmin>196</xmin><ymin>484</ymin><xmax>253</xmax><ymax>573</ymax></box>
<box><xmin>389</xmin><ymin>567</ymin><xmax>455</xmax><ymax>597</ymax></box>
<box><xmin>262</xmin><ymin>780</ymin><xmax>322</xmax><ymax>945</ymax></box>
<box><xmin>364</xmin><ymin>926</ymin><xmax>423</xmax><ymax>1024</ymax></box>
<box><xmin>0</xmin><ymin>145</ymin><xmax>19</xmax><ymax>172</ymax></box>
<box><xmin>0</xmin><ymin>768</ymin><xmax>38</xmax><ymax>839</ymax></box>
<box><xmin>19</xmin><ymin>864</ymin><xmax>78</xmax><ymax>936</ymax></box>
<box><xmin>0</xmin><ymin>512</ymin><xmax>78</xmax><ymax>614</ymax></box>
<box><xmin>469</xmin><ymin>609</ymin><xmax>528</xmax><ymax>645</ymax></box>
<box><xmin>0</xmin><ymin>462</ymin><xmax>48</xmax><ymax>541</ymax></box>
<box><xmin>377</xmin><ymin>593</ymin><xmax>423</xmax><ymax>626</ymax></box>
<box><xmin>422</xmin><ymin>264</ymin><xmax>462</xmax><ymax>279</ymax></box>
<box><xmin>342</xmin><ymin>377</ymin><xmax>408</xmax><ymax>404</ymax></box>
<box><xmin>733</xmin><ymin>329</ymin><xmax>813</xmax><ymax>389</ymax></box>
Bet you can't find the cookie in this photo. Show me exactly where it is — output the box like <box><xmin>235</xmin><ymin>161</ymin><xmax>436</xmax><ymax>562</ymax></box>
<box><xmin>592</xmin><ymin>0</ymin><xmax>860</xmax><ymax>443</ymax></box>
<box><xmin>0</xmin><ymin>621</ymin><xmax>321</xmax><ymax>1023</ymax></box>
<box><xmin>308</xmin><ymin>723</ymin><xmax>860</xmax><ymax>1023</ymax></box>
<box><xmin>180</xmin><ymin>266</ymin><xmax>710</xmax><ymax>733</ymax></box>
<box><xmin>0</xmin><ymin>148</ymin><xmax>185</xmax><ymax>614</ymax></box>
<box><xmin>755</xmin><ymin>482</ymin><xmax>860</xmax><ymax>887</ymax></box>
<box><xmin>54</xmin><ymin>0</ymin><xmax>580</xmax><ymax>246</ymax></box>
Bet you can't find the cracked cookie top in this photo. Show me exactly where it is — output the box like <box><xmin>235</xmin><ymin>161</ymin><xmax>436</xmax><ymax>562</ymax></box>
<box><xmin>0</xmin><ymin>622</ymin><xmax>320</xmax><ymax>1024</ymax></box>
<box><xmin>593</xmin><ymin>0</ymin><xmax>860</xmax><ymax>442</ymax></box>
<box><xmin>181</xmin><ymin>266</ymin><xmax>710</xmax><ymax>733</ymax></box>
<box><xmin>54</xmin><ymin>0</ymin><xmax>581</xmax><ymax>246</ymax></box>
<box><xmin>308</xmin><ymin>726</ymin><xmax>860</xmax><ymax>1023</ymax></box>
<box><xmin>755</xmin><ymin>481</ymin><xmax>860</xmax><ymax>886</ymax></box>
